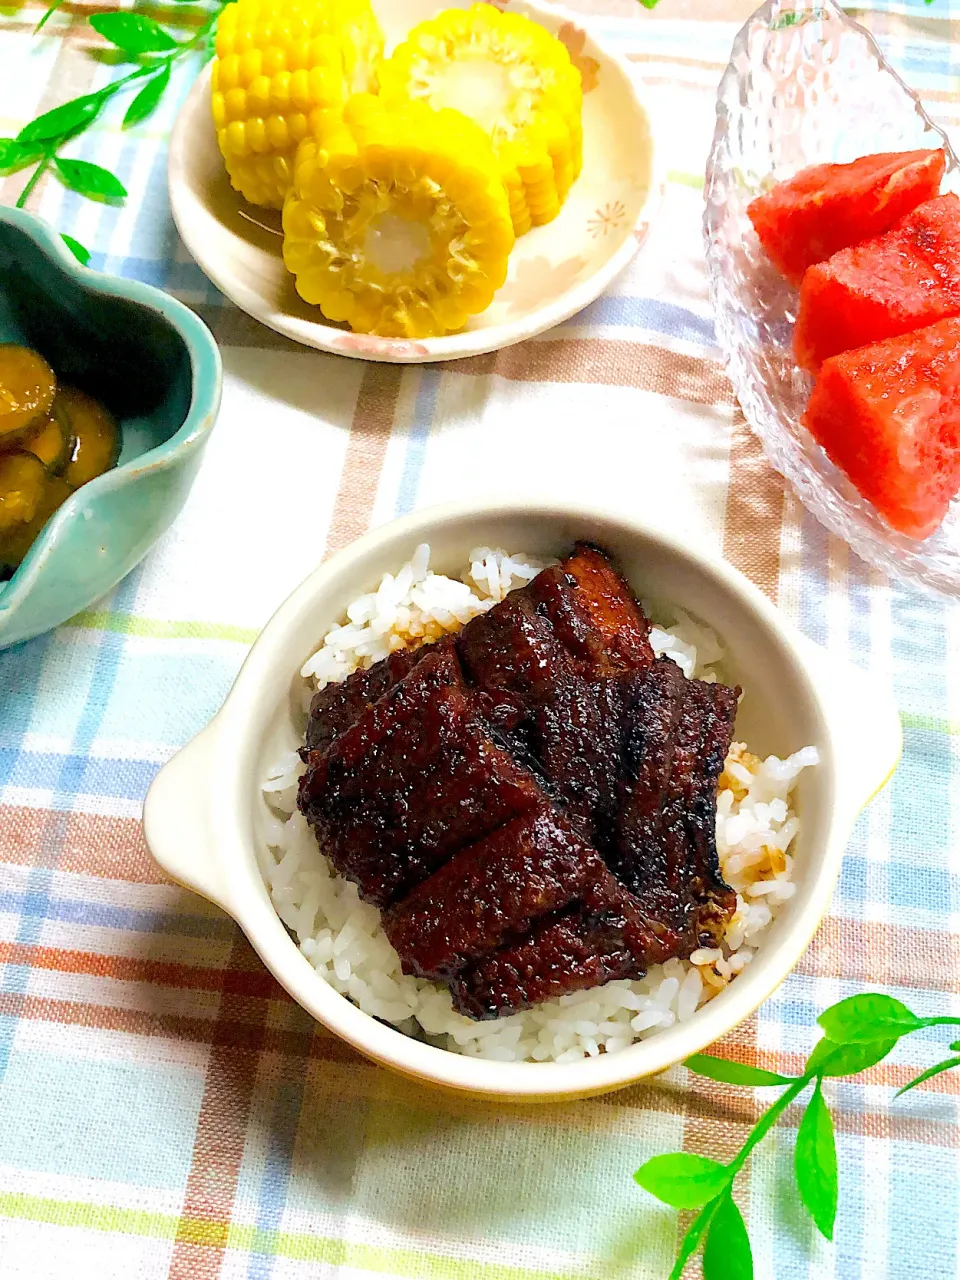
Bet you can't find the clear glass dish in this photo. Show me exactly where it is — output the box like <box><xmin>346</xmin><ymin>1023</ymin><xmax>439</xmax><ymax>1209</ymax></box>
<box><xmin>704</xmin><ymin>0</ymin><xmax>960</xmax><ymax>596</ymax></box>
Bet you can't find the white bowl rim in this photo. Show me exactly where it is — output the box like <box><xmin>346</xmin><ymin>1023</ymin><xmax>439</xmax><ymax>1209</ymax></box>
<box><xmin>143</xmin><ymin>496</ymin><xmax>902</xmax><ymax>1098</ymax></box>
<box><xmin>166</xmin><ymin>0</ymin><xmax>664</xmax><ymax>364</ymax></box>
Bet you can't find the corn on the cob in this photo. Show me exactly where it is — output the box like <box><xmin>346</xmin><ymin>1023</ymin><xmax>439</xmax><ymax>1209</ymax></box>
<box><xmin>212</xmin><ymin>0</ymin><xmax>383</xmax><ymax>209</ymax></box>
<box><xmin>281</xmin><ymin>94</ymin><xmax>515</xmax><ymax>338</ymax></box>
<box><xmin>378</xmin><ymin>4</ymin><xmax>582</xmax><ymax>236</ymax></box>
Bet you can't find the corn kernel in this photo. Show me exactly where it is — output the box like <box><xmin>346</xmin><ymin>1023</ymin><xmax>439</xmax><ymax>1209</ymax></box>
<box><xmin>378</xmin><ymin>3</ymin><xmax>583</xmax><ymax>235</ymax></box>
<box><xmin>281</xmin><ymin>94</ymin><xmax>514</xmax><ymax>338</ymax></box>
<box><xmin>211</xmin><ymin>0</ymin><xmax>384</xmax><ymax>209</ymax></box>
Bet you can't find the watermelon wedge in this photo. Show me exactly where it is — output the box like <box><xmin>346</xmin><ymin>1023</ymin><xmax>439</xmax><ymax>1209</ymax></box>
<box><xmin>794</xmin><ymin>194</ymin><xmax>960</xmax><ymax>371</ymax></box>
<box><xmin>803</xmin><ymin>316</ymin><xmax>960</xmax><ymax>540</ymax></box>
<box><xmin>747</xmin><ymin>148</ymin><xmax>946</xmax><ymax>286</ymax></box>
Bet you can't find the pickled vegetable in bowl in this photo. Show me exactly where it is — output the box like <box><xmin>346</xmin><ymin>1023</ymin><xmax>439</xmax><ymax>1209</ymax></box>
<box><xmin>0</xmin><ymin>344</ymin><xmax>120</xmax><ymax>578</ymax></box>
<box><xmin>0</xmin><ymin>345</ymin><xmax>56</xmax><ymax>442</ymax></box>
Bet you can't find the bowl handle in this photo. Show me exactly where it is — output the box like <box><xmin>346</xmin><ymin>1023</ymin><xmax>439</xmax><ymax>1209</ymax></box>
<box><xmin>143</xmin><ymin>720</ymin><xmax>231</xmax><ymax>910</ymax></box>
<box><xmin>794</xmin><ymin>634</ymin><xmax>903</xmax><ymax>818</ymax></box>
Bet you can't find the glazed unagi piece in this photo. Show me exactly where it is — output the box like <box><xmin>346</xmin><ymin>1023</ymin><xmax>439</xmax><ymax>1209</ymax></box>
<box><xmin>457</xmin><ymin>545</ymin><xmax>648</xmax><ymax>835</ymax></box>
<box><xmin>533</xmin><ymin>674</ymin><xmax>624</xmax><ymax>836</ymax></box>
<box><xmin>303</xmin><ymin>646</ymin><xmax>425</xmax><ymax>754</ymax></box>
<box><xmin>305</xmin><ymin>543</ymin><xmax>650</xmax><ymax>767</ymax></box>
<box><xmin>527</xmin><ymin>542</ymin><xmax>654</xmax><ymax>674</ymax></box>
<box><xmin>607</xmin><ymin>658</ymin><xmax>687</xmax><ymax>882</ymax></box>
<box><xmin>680</xmin><ymin>680</ymin><xmax>741</xmax><ymax>946</ymax></box>
<box><xmin>450</xmin><ymin>869</ymin><xmax>681</xmax><ymax>1019</ymax></box>
<box><xmin>619</xmin><ymin>676</ymin><xmax>740</xmax><ymax>951</ymax></box>
<box><xmin>382</xmin><ymin>799</ymin><xmax>606</xmax><ymax>982</ymax></box>
<box><xmin>450</xmin><ymin>913</ymin><xmax>634</xmax><ymax>1020</ymax></box>
<box><xmin>297</xmin><ymin>640</ymin><xmax>542</xmax><ymax>907</ymax></box>
<box><xmin>455</xmin><ymin>586</ymin><xmax>570</xmax><ymax>740</ymax></box>
<box><xmin>450</xmin><ymin>662</ymin><xmax>739</xmax><ymax>1018</ymax></box>
<box><xmin>457</xmin><ymin>543</ymin><xmax>652</xmax><ymax>693</ymax></box>
<box><xmin>456</xmin><ymin>586</ymin><xmax>622</xmax><ymax>832</ymax></box>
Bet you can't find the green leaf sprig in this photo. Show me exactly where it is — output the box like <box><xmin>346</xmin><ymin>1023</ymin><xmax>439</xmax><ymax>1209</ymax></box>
<box><xmin>635</xmin><ymin>994</ymin><xmax>960</xmax><ymax>1279</ymax></box>
<box><xmin>1</xmin><ymin>2</ymin><xmax>228</xmax><ymax>263</ymax></box>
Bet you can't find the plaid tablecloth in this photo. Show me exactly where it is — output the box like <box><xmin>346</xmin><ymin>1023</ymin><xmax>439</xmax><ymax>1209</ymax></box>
<box><xmin>2</xmin><ymin>0</ymin><xmax>960</xmax><ymax>1276</ymax></box>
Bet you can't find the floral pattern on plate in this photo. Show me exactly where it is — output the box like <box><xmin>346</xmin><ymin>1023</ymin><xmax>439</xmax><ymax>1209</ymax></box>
<box><xmin>558</xmin><ymin>22</ymin><xmax>601</xmax><ymax>93</ymax></box>
<box><xmin>497</xmin><ymin>255</ymin><xmax>589</xmax><ymax>315</ymax></box>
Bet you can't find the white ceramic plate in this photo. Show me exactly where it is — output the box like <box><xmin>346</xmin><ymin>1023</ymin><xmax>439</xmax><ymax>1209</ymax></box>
<box><xmin>167</xmin><ymin>0</ymin><xmax>659</xmax><ymax>363</ymax></box>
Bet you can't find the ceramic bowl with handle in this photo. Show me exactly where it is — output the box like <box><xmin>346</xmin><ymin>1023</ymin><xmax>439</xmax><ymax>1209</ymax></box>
<box><xmin>143</xmin><ymin>498</ymin><xmax>901</xmax><ymax>1101</ymax></box>
<box><xmin>0</xmin><ymin>206</ymin><xmax>222</xmax><ymax>649</ymax></box>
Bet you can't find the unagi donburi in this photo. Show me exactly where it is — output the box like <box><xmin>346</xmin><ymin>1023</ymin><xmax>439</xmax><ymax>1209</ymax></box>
<box><xmin>261</xmin><ymin>543</ymin><xmax>817</xmax><ymax>1062</ymax></box>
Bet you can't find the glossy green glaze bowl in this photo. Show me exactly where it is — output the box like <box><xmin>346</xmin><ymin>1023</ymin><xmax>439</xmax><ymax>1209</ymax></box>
<box><xmin>0</xmin><ymin>206</ymin><xmax>221</xmax><ymax>649</ymax></box>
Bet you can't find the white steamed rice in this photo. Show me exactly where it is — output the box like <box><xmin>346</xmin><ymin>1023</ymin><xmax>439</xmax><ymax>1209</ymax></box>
<box><xmin>259</xmin><ymin>546</ymin><xmax>818</xmax><ymax>1064</ymax></box>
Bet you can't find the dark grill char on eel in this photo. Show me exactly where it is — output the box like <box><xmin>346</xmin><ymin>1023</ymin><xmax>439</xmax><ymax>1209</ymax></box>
<box><xmin>450</xmin><ymin>868</ymin><xmax>682</xmax><ymax>1020</ymax></box>
<box><xmin>297</xmin><ymin>543</ymin><xmax>740</xmax><ymax>1020</ymax></box>
<box><xmin>382</xmin><ymin>798</ymin><xmax>610</xmax><ymax>982</ymax></box>
<box><xmin>297</xmin><ymin>639</ymin><xmax>542</xmax><ymax>909</ymax></box>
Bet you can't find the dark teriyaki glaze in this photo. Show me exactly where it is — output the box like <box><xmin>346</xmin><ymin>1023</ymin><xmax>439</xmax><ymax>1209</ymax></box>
<box><xmin>302</xmin><ymin>645</ymin><xmax>426</xmax><ymax>755</ymax></box>
<box><xmin>611</xmin><ymin>668</ymin><xmax>738</xmax><ymax>952</ymax></box>
<box><xmin>297</xmin><ymin>543</ymin><xmax>740</xmax><ymax>1019</ymax></box>
<box><xmin>450</xmin><ymin>866</ymin><xmax>682</xmax><ymax>1020</ymax></box>
<box><xmin>297</xmin><ymin>639</ymin><xmax>542</xmax><ymax>908</ymax></box>
<box><xmin>457</xmin><ymin>568</ymin><xmax>629</xmax><ymax>839</ymax></box>
<box><xmin>382</xmin><ymin>799</ymin><xmax>607</xmax><ymax>982</ymax></box>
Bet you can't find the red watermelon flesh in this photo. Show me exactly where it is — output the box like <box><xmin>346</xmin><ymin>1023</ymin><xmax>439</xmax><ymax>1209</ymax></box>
<box><xmin>802</xmin><ymin>315</ymin><xmax>960</xmax><ymax>540</ymax></box>
<box><xmin>794</xmin><ymin>194</ymin><xmax>960</xmax><ymax>371</ymax></box>
<box><xmin>747</xmin><ymin>148</ymin><xmax>946</xmax><ymax>286</ymax></box>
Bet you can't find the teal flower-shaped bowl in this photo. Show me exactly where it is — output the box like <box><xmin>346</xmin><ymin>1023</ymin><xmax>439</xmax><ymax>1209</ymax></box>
<box><xmin>0</xmin><ymin>206</ymin><xmax>221</xmax><ymax>649</ymax></box>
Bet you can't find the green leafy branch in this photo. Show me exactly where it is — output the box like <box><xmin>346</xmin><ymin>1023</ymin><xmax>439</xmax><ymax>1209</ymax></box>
<box><xmin>0</xmin><ymin>3</ymin><xmax>226</xmax><ymax>264</ymax></box>
<box><xmin>635</xmin><ymin>994</ymin><xmax>960</xmax><ymax>1278</ymax></box>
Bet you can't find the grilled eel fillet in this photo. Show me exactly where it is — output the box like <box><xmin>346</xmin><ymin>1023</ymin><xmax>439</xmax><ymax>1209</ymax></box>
<box><xmin>298</xmin><ymin>544</ymin><xmax>739</xmax><ymax>1017</ymax></box>
<box><xmin>298</xmin><ymin>639</ymin><xmax>541</xmax><ymax>909</ymax></box>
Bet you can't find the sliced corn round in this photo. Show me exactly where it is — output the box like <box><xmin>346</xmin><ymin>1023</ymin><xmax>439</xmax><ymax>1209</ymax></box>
<box><xmin>378</xmin><ymin>3</ymin><xmax>582</xmax><ymax>235</ymax></box>
<box><xmin>212</xmin><ymin>0</ymin><xmax>383</xmax><ymax>209</ymax></box>
<box><xmin>282</xmin><ymin>94</ymin><xmax>515</xmax><ymax>338</ymax></box>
